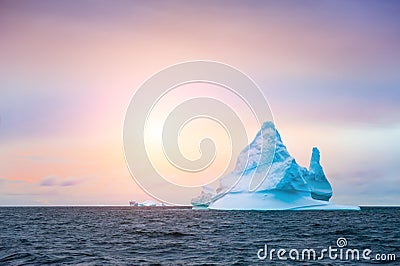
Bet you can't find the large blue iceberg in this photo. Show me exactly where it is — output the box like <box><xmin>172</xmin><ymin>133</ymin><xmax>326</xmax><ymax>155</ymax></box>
<box><xmin>192</xmin><ymin>122</ymin><xmax>360</xmax><ymax>211</ymax></box>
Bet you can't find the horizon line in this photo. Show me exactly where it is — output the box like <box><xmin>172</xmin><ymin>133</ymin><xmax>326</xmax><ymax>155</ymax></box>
<box><xmin>0</xmin><ymin>205</ymin><xmax>399</xmax><ymax>208</ymax></box>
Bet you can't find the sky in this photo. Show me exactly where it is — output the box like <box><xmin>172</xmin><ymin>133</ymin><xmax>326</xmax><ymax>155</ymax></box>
<box><xmin>0</xmin><ymin>0</ymin><xmax>399</xmax><ymax>205</ymax></box>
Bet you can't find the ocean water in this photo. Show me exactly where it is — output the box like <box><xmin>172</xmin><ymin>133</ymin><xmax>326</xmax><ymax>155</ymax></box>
<box><xmin>0</xmin><ymin>207</ymin><xmax>398</xmax><ymax>265</ymax></box>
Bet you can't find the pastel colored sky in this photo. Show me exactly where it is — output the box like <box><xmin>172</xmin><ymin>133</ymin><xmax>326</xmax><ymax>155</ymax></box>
<box><xmin>0</xmin><ymin>0</ymin><xmax>399</xmax><ymax>205</ymax></box>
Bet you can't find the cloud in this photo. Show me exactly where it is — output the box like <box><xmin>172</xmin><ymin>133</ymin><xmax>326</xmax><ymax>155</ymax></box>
<box><xmin>334</xmin><ymin>168</ymin><xmax>400</xmax><ymax>197</ymax></box>
<box><xmin>60</xmin><ymin>179</ymin><xmax>81</xmax><ymax>187</ymax></box>
<box><xmin>39</xmin><ymin>176</ymin><xmax>82</xmax><ymax>187</ymax></box>
<box><xmin>40</xmin><ymin>176</ymin><xmax>58</xmax><ymax>186</ymax></box>
<box><xmin>0</xmin><ymin>178</ymin><xmax>25</xmax><ymax>185</ymax></box>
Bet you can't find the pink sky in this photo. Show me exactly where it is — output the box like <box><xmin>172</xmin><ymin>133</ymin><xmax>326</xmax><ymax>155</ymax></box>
<box><xmin>0</xmin><ymin>1</ymin><xmax>399</xmax><ymax>205</ymax></box>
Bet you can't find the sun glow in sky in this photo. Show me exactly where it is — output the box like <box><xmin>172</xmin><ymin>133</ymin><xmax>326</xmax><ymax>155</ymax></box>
<box><xmin>0</xmin><ymin>0</ymin><xmax>399</xmax><ymax>205</ymax></box>
<box><xmin>143</xmin><ymin>82</ymin><xmax>260</xmax><ymax>188</ymax></box>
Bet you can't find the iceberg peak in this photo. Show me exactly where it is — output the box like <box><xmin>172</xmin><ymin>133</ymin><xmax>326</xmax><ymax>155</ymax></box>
<box><xmin>306</xmin><ymin>147</ymin><xmax>333</xmax><ymax>201</ymax></box>
<box><xmin>310</xmin><ymin>147</ymin><xmax>321</xmax><ymax>167</ymax></box>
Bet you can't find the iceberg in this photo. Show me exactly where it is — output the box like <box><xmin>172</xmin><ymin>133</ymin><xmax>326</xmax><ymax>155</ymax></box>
<box><xmin>130</xmin><ymin>200</ymin><xmax>166</xmax><ymax>207</ymax></box>
<box><xmin>192</xmin><ymin>122</ymin><xmax>360</xmax><ymax>211</ymax></box>
<box><xmin>191</xmin><ymin>186</ymin><xmax>216</xmax><ymax>209</ymax></box>
<box><xmin>139</xmin><ymin>200</ymin><xmax>158</xmax><ymax>207</ymax></box>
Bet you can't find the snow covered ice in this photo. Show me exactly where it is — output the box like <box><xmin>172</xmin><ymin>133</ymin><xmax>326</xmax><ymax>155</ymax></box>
<box><xmin>192</xmin><ymin>122</ymin><xmax>360</xmax><ymax>211</ymax></box>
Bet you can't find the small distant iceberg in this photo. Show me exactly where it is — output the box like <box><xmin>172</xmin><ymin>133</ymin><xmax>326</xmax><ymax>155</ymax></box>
<box><xmin>192</xmin><ymin>122</ymin><xmax>360</xmax><ymax>211</ymax></box>
<box><xmin>129</xmin><ymin>200</ymin><xmax>166</xmax><ymax>207</ymax></box>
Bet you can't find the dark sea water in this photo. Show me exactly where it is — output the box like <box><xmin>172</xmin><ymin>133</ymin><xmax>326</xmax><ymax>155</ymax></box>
<box><xmin>0</xmin><ymin>207</ymin><xmax>399</xmax><ymax>265</ymax></box>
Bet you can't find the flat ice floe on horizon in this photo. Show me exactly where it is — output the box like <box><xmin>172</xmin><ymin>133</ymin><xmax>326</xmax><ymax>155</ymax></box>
<box><xmin>191</xmin><ymin>122</ymin><xmax>360</xmax><ymax>211</ymax></box>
